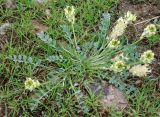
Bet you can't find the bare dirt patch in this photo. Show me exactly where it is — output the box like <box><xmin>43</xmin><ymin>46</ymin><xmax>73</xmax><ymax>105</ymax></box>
<box><xmin>32</xmin><ymin>20</ymin><xmax>48</xmax><ymax>34</ymax></box>
<box><xmin>5</xmin><ymin>0</ymin><xmax>16</xmax><ymax>9</ymax></box>
<box><xmin>152</xmin><ymin>43</ymin><xmax>160</xmax><ymax>77</ymax></box>
<box><xmin>118</xmin><ymin>0</ymin><xmax>160</xmax><ymax>39</ymax></box>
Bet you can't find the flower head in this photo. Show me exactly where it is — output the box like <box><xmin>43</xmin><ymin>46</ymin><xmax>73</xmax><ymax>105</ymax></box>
<box><xmin>109</xmin><ymin>11</ymin><xmax>136</xmax><ymax>40</ymax></box>
<box><xmin>64</xmin><ymin>6</ymin><xmax>75</xmax><ymax>24</ymax></box>
<box><xmin>111</xmin><ymin>60</ymin><xmax>125</xmax><ymax>72</ymax></box>
<box><xmin>24</xmin><ymin>78</ymin><xmax>40</xmax><ymax>91</ymax></box>
<box><xmin>124</xmin><ymin>11</ymin><xmax>137</xmax><ymax>23</ymax></box>
<box><xmin>108</xmin><ymin>39</ymin><xmax>120</xmax><ymax>49</ymax></box>
<box><xmin>141</xmin><ymin>24</ymin><xmax>157</xmax><ymax>38</ymax></box>
<box><xmin>129</xmin><ymin>64</ymin><xmax>151</xmax><ymax>77</ymax></box>
<box><xmin>140</xmin><ymin>50</ymin><xmax>154</xmax><ymax>63</ymax></box>
<box><xmin>109</xmin><ymin>17</ymin><xmax>128</xmax><ymax>39</ymax></box>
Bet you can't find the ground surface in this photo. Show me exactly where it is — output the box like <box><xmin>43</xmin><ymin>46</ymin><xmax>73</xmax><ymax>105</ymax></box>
<box><xmin>0</xmin><ymin>0</ymin><xmax>160</xmax><ymax>116</ymax></box>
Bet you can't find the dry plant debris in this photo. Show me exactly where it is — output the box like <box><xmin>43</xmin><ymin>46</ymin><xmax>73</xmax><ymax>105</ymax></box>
<box><xmin>0</xmin><ymin>23</ymin><xmax>11</xmax><ymax>35</ymax></box>
<box><xmin>5</xmin><ymin>0</ymin><xmax>16</xmax><ymax>9</ymax></box>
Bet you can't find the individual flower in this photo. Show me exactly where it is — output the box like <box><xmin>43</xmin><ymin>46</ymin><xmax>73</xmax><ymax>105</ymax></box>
<box><xmin>109</xmin><ymin>17</ymin><xmax>128</xmax><ymax>39</ymax></box>
<box><xmin>111</xmin><ymin>60</ymin><xmax>126</xmax><ymax>72</ymax></box>
<box><xmin>140</xmin><ymin>24</ymin><xmax>157</xmax><ymax>39</ymax></box>
<box><xmin>24</xmin><ymin>78</ymin><xmax>40</xmax><ymax>91</ymax></box>
<box><xmin>124</xmin><ymin>11</ymin><xmax>137</xmax><ymax>23</ymax></box>
<box><xmin>34</xmin><ymin>80</ymin><xmax>40</xmax><ymax>87</ymax></box>
<box><xmin>64</xmin><ymin>6</ymin><xmax>75</xmax><ymax>24</ymax></box>
<box><xmin>140</xmin><ymin>50</ymin><xmax>154</xmax><ymax>63</ymax></box>
<box><xmin>108</xmin><ymin>39</ymin><xmax>120</xmax><ymax>49</ymax></box>
<box><xmin>129</xmin><ymin>64</ymin><xmax>151</xmax><ymax>77</ymax></box>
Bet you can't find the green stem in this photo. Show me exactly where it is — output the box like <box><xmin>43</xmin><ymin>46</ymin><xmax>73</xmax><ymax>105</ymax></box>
<box><xmin>71</xmin><ymin>23</ymin><xmax>78</xmax><ymax>49</ymax></box>
<box><xmin>129</xmin><ymin>61</ymin><xmax>142</xmax><ymax>66</ymax></box>
<box><xmin>61</xmin><ymin>46</ymin><xmax>75</xmax><ymax>57</ymax></box>
<box><xmin>133</xmin><ymin>37</ymin><xmax>144</xmax><ymax>45</ymax></box>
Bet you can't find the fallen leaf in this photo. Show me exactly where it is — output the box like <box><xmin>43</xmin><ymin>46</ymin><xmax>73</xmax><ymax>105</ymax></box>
<box><xmin>33</xmin><ymin>0</ymin><xmax>51</xmax><ymax>4</ymax></box>
<box><xmin>34</xmin><ymin>0</ymin><xmax>45</xmax><ymax>4</ymax></box>
<box><xmin>5</xmin><ymin>0</ymin><xmax>16</xmax><ymax>9</ymax></box>
<box><xmin>45</xmin><ymin>9</ymin><xmax>51</xmax><ymax>19</ymax></box>
<box><xmin>0</xmin><ymin>23</ymin><xmax>11</xmax><ymax>35</ymax></box>
<box><xmin>32</xmin><ymin>20</ymin><xmax>48</xmax><ymax>34</ymax></box>
<box><xmin>88</xmin><ymin>80</ymin><xmax>128</xmax><ymax>111</ymax></box>
<box><xmin>74</xmin><ymin>82</ymin><xmax>79</xmax><ymax>87</ymax></box>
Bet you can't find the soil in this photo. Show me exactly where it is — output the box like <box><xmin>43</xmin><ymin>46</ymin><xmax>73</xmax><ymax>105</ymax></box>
<box><xmin>152</xmin><ymin>43</ymin><xmax>160</xmax><ymax>77</ymax></box>
<box><xmin>118</xmin><ymin>0</ymin><xmax>160</xmax><ymax>39</ymax></box>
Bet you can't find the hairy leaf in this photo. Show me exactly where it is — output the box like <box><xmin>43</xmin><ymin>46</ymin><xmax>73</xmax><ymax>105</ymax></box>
<box><xmin>99</xmin><ymin>13</ymin><xmax>111</xmax><ymax>39</ymax></box>
<box><xmin>37</xmin><ymin>32</ymin><xmax>56</xmax><ymax>48</ymax></box>
<box><xmin>60</xmin><ymin>25</ymin><xmax>73</xmax><ymax>44</ymax></box>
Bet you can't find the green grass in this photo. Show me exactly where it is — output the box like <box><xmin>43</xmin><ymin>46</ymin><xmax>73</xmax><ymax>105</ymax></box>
<box><xmin>0</xmin><ymin>0</ymin><xmax>160</xmax><ymax>116</ymax></box>
<box><xmin>105</xmin><ymin>80</ymin><xmax>160</xmax><ymax>117</ymax></box>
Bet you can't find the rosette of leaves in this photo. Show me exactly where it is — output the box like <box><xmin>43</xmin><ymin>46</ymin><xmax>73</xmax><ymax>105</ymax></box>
<box><xmin>36</xmin><ymin>13</ymin><xmax>139</xmax><ymax>92</ymax></box>
<box><xmin>9</xmin><ymin>13</ymin><xmax>141</xmax><ymax>111</ymax></box>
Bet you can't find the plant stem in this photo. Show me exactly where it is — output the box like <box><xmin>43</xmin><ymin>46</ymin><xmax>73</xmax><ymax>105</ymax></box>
<box><xmin>71</xmin><ymin>23</ymin><xmax>78</xmax><ymax>50</ymax></box>
<box><xmin>133</xmin><ymin>37</ymin><xmax>144</xmax><ymax>45</ymax></box>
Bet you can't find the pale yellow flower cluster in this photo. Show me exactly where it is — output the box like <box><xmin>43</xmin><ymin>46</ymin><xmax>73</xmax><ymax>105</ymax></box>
<box><xmin>128</xmin><ymin>50</ymin><xmax>154</xmax><ymax>77</ymax></box>
<box><xmin>109</xmin><ymin>17</ymin><xmax>128</xmax><ymax>40</ymax></box>
<box><xmin>24</xmin><ymin>78</ymin><xmax>40</xmax><ymax>91</ymax></box>
<box><xmin>108</xmin><ymin>39</ymin><xmax>120</xmax><ymax>49</ymax></box>
<box><xmin>140</xmin><ymin>50</ymin><xmax>154</xmax><ymax>64</ymax></box>
<box><xmin>111</xmin><ymin>50</ymin><xmax>154</xmax><ymax>74</ymax></box>
<box><xmin>140</xmin><ymin>24</ymin><xmax>157</xmax><ymax>39</ymax></box>
<box><xmin>64</xmin><ymin>6</ymin><xmax>75</xmax><ymax>24</ymax></box>
<box><xmin>111</xmin><ymin>60</ymin><xmax>125</xmax><ymax>72</ymax></box>
<box><xmin>124</xmin><ymin>11</ymin><xmax>137</xmax><ymax>23</ymax></box>
<box><xmin>109</xmin><ymin>11</ymin><xmax>136</xmax><ymax>40</ymax></box>
<box><xmin>129</xmin><ymin>64</ymin><xmax>151</xmax><ymax>77</ymax></box>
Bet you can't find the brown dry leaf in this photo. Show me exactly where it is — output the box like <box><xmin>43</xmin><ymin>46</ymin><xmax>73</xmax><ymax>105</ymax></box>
<box><xmin>32</xmin><ymin>20</ymin><xmax>48</xmax><ymax>34</ymax></box>
<box><xmin>88</xmin><ymin>80</ymin><xmax>128</xmax><ymax>111</ymax></box>
<box><xmin>5</xmin><ymin>0</ymin><xmax>16</xmax><ymax>9</ymax></box>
